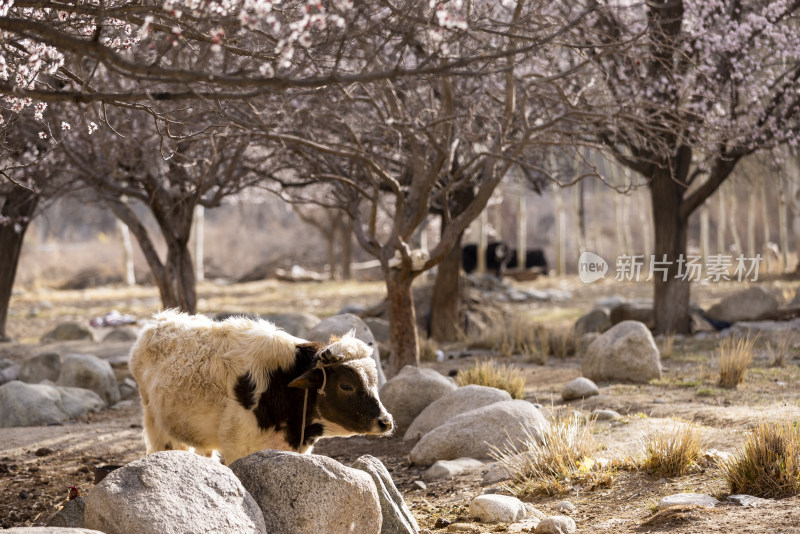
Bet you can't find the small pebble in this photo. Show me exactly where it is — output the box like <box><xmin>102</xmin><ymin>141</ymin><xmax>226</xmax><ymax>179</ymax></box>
<box><xmin>35</xmin><ymin>447</ymin><xmax>54</xmax><ymax>457</ymax></box>
<box><xmin>413</xmin><ymin>480</ymin><xmax>427</xmax><ymax>491</ymax></box>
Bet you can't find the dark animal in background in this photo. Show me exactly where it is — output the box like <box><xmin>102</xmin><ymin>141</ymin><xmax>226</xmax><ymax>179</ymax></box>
<box><xmin>461</xmin><ymin>241</ymin><xmax>510</xmax><ymax>277</ymax></box>
<box><xmin>506</xmin><ymin>249</ymin><xmax>549</xmax><ymax>274</ymax></box>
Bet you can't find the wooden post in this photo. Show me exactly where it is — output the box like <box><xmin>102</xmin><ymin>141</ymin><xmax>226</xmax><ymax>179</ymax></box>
<box><xmin>717</xmin><ymin>185</ymin><xmax>727</xmax><ymax>254</ymax></box>
<box><xmin>118</xmin><ymin>220</ymin><xmax>136</xmax><ymax>286</ymax></box>
<box><xmin>700</xmin><ymin>201</ymin><xmax>710</xmax><ymax>264</ymax></box>
<box><xmin>517</xmin><ymin>180</ymin><xmax>527</xmax><ymax>268</ymax></box>
<box><xmin>761</xmin><ymin>181</ymin><xmax>771</xmax><ymax>272</ymax></box>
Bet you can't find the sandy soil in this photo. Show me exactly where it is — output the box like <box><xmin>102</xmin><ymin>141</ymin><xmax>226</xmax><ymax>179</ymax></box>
<box><xmin>3</xmin><ymin>277</ymin><xmax>800</xmax><ymax>532</ymax></box>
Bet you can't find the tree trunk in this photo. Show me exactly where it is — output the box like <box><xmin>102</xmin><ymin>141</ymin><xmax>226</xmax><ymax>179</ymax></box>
<box><xmin>0</xmin><ymin>187</ymin><xmax>39</xmax><ymax>340</ymax></box>
<box><xmin>340</xmin><ymin>217</ymin><xmax>353</xmax><ymax>280</ymax></box>
<box><xmin>430</xmin><ymin>231</ymin><xmax>464</xmax><ymax>342</ymax></box>
<box><xmin>158</xmin><ymin>240</ymin><xmax>197</xmax><ymax>312</ymax></box>
<box><xmin>385</xmin><ymin>266</ymin><xmax>419</xmax><ymax>377</ymax></box>
<box><xmin>650</xmin><ymin>168</ymin><xmax>691</xmax><ymax>335</ymax></box>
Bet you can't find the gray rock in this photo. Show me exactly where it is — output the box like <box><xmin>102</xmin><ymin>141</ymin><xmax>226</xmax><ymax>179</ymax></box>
<box><xmin>422</xmin><ymin>458</ymin><xmax>485</xmax><ymax>480</ymax></box>
<box><xmin>47</xmin><ymin>496</ymin><xmax>85</xmax><ymax>527</ymax></box>
<box><xmin>230</xmin><ymin>450</ymin><xmax>381</xmax><ymax>534</ymax></box>
<box><xmin>0</xmin><ymin>363</ymin><xmax>20</xmax><ymax>385</ymax></box>
<box><xmin>19</xmin><ymin>352</ymin><xmax>62</xmax><ymax>384</ymax></box>
<box><xmin>590</xmin><ymin>409</ymin><xmax>621</xmax><ymax>421</ymax></box>
<box><xmin>352</xmin><ymin>454</ymin><xmax>419</xmax><ymax>534</ymax></box>
<box><xmin>0</xmin><ymin>381</ymin><xmax>104</xmax><ymax>427</ymax></box>
<box><xmin>117</xmin><ymin>377</ymin><xmax>138</xmax><ymax>400</ymax></box>
<box><xmin>573</xmin><ymin>309</ymin><xmax>611</xmax><ymax>335</ymax></box>
<box><xmin>610</xmin><ymin>302</ymin><xmax>654</xmax><ymax>329</ymax></box>
<box><xmin>482</xmin><ymin>462</ymin><xmax>511</xmax><ymax>485</ymax></box>
<box><xmin>4</xmin><ymin>529</ymin><xmax>104</xmax><ymax>533</ymax></box>
<box><xmin>408</xmin><ymin>400</ymin><xmax>549</xmax><ymax>465</ymax></box>
<box><xmin>102</xmin><ymin>327</ymin><xmax>139</xmax><ymax>342</ymax></box>
<box><xmin>365</xmin><ymin>318</ymin><xmax>391</xmax><ymax>344</ymax></box>
<box><xmin>41</xmin><ymin>322</ymin><xmax>95</xmax><ymax>342</ymax></box>
<box><xmin>706</xmin><ymin>287</ymin><xmax>779</xmax><ymax>323</ymax></box>
<box><xmin>412</xmin><ymin>480</ymin><xmax>427</xmax><ymax>491</ymax></box>
<box><xmin>594</xmin><ymin>295</ymin><xmax>626</xmax><ymax>309</ymax></box>
<box><xmin>728</xmin><ymin>494</ymin><xmax>772</xmax><ymax>507</ymax></box>
<box><xmin>469</xmin><ymin>494</ymin><xmax>526</xmax><ymax>523</ymax></box>
<box><xmin>58</xmin><ymin>354</ymin><xmax>120</xmax><ymax>406</ymax></box>
<box><xmin>0</xmin><ymin>357</ymin><xmax>14</xmax><ymax>370</ymax></box>
<box><xmin>561</xmin><ymin>377</ymin><xmax>599</xmax><ymax>401</ymax></box>
<box><xmin>84</xmin><ymin>450</ymin><xmax>265</xmax><ymax>534</ymax></box>
<box><xmin>657</xmin><ymin>493</ymin><xmax>719</xmax><ymax>510</ymax></box>
<box><xmin>404</xmin><ymin>385</ymin><xmax>511</xmax><ymax>441</ymax></box>
<box><xmin>380</xmin><ymin>366</ymin><xmax>456</xmax><ymax>432</ymax></box>
<box><xmin>262</xmin><ymin>312</ymin><xmax>321</xmax><ymax>338</ymax></box>
<box><xmin>535</xmin><ymin>516</ymin><xmax>576</xmax><ymax>534</ymax></box>
<box><xmin>554</xmin><ymin>501</ymin><xmax>576</xmax><ymax>514</ymax></box>
<box><xmin>582</xmin><ymin>321</ymin><xmax>662</xmax><ymax>383</ymax></box>
<box><xmin>308</xmin><ymin>313</ymin><xmax>385</xmax><ymax>387</ymax></box>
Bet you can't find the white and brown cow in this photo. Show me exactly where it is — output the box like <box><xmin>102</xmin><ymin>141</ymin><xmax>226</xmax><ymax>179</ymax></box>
<box><xmin>129</xmin><ymin>309</ymin><xmax>393</xmax><ymax>464</ymax></box>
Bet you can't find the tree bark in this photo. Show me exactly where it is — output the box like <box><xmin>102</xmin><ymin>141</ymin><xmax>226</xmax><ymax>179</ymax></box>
<box><xmin>163</xmin><ymin>240</ymin><xmax>197</xmax><ymax>312</ymax></box>
<box><xmin>650</xmin><ymin>167</ymin><xmax>691</xmax><ymax>335</ymax></box>
<box><xmin>0</xmin><ymin>187</ymin><xmax>39</xmax><ymax>340</ymax></box>
<box><xmin>385</xmin><ymin>266</ymin><xmax>419</xmax><ymax>377</ymax></box>
<box><xmin>429</xmin><ymin>230</ymin><xmax>464</xmax><ymax>342</ymax></box>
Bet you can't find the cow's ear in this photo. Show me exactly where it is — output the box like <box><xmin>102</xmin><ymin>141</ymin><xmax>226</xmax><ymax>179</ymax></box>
<box><xmin>288</xmin><ymin>368</ymin><xmax>322</xmax><ymax>389</ymax></box>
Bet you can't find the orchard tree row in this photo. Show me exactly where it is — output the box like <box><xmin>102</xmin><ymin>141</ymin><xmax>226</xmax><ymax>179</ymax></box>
<box><xmin>2</xmin><ymin>0</ymin><xmax>800</xmax><ymax>375</ymax></box>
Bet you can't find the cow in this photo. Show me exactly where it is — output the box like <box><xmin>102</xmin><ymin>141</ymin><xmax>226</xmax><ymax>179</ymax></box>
<box><xmin>129</xmin><ymin>309</ymin><xmax>393</xmax><ymax>464</ymax></box>
<box><xmin>461</xmin><ymin>241</ymin><xmax>510</xmax><ymax>277</ymax></box>
<box><xmin>506</xmin><ymin>248</ymin><xmax>549</xmax><ymax>274</ymax></box>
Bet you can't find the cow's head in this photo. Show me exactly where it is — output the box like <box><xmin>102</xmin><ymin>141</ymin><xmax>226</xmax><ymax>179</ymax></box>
<box><xmin>289</xmin><ymin>331</ymin><xmax>393</xmax><ymax>437</ymax></box>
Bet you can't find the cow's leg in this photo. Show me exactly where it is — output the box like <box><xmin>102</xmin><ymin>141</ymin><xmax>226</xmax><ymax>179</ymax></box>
<box><xmin>142</xmin><ymin>406</ymin><xmax>176</xmax><ymax>453</ymax></box>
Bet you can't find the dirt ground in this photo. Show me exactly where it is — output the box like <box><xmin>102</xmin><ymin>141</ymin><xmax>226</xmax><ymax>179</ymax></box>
<box><xmin>3</xmin><ymin>276</ymin><xmax>800</xmax><ymax>532</ymax></box>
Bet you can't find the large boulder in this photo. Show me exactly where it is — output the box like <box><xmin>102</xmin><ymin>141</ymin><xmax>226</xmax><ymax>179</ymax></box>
<box><xmin>573</xmin><ymin>309</ymin><xmax>611</xmax><ymax>336</ymax></box>
<box><xmin>18</xmin><ymin>352</ymin><xmax>62</xmax><ymax>384</ymax></box>
<box><xmin>380</xmin><ymin>366</ymin><xmax>457</xmax><ymax>432</ymax></box>
<box><xmin>706</xmin><ymin>287</ymin><xmax>779</xmax><ymax>323</ymax></box>
<box><xmin>57</xmin><ymin>354</ymin><xmax>120</xmax><ymax>406</ymax></box>
<box><xmin>404</xmin><ymin>385</ymin><xmax>511</xmax><ymax>441</ymax></box>
<box><xmin>408</xmin><ymin>400</ymin><xmax>549</xmax><ymax>465</ymax></box>
<box><xmin>84</xmin><ymin>451</ymin><xmax>265</xmax><ymax>534</ymax></box>
<box><xmin>262</xmin><ymin>312</ymin><xmax>321</xmax><ymax>339</ymax></box>
<box><xmin>581</xmin><ymin>321</ymin><xmax>661</xmax><ymax>384</ymax></box>
<box><xmin>351</xmin><ymin>455</ymin><xmax>419</xmax><ymax>534</ymax></box>
<box><xmin>230</xmin><ymin>450</ymin><xmax>381</xmax><ymax>534</ymax></box>
<box><xmin>308</xmin><ymin>313</ymin><xmax>385</xmax><ymax>387</ymax></box>
<box><xmin>41</xmin><ymin>322</ymin><xmax>95</xmax><ymax>342</ymax></box>
<box><xmin>0</xmin><ymin>381</ymin><xmax>104</xmax><ymax>427</ymax></box>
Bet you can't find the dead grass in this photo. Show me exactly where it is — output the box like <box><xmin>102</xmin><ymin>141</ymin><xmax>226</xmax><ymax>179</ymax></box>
<box><xmin>490</xmin><ymin>411</ymin><xmax>616</xmax><ymax>496</ymax></box>
<box><xmin>548</xmin><ymin>328</ymin><xmax>579</xmax><ymax>359</ymax></box>
<box><xmin>659</xmin><ymin>333</ymin><xmax>675</xmax><ymax>360</ymax></box>
<box><xmin>766</xmin><ymin>334</ymin><xmax>794</xmax><ymax>367</ymax></box>
<box><xmin>468</xmin><ymin>314</ymin><xmax>547</xmax><ymax>363</ymax></box>
<box><xmin>641</xmin><ymin>420</ymin><xmax>709</xmax><ymax>477</ymax></box>
<box><xmin>455</xmin><ymin>359</ymin><xmax>526</xmax><ymax>399</ymax></box>
<box><xmin>718</xmin><ymin>335</ymin><xmax>758</xmax><ymax>388</ymax></box>
<box><xmin>419</xmin><ymin>335</ymin><xmax>438</xmax><ymax>363</ymax></box>
<box><xmin>722</xmin><ymin>420</ymin><xmax>800</xmax><ymax>498</ymax></box>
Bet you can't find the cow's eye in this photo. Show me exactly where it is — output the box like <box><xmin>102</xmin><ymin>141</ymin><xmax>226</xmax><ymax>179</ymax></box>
<box><xmin>339</xmin><ymin>383</ymin><xmax>354</xmax><ymax>392</ymax></box>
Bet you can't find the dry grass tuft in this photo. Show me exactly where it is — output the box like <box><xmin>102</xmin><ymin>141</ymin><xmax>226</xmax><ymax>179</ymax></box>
<box><xmin>722</xmin><ymin>420</ymin><xmax>800</xmax><ymax>498</ymax></box>
<box><xmin>469</xmin><ymin>314</ymin><xmax>548</xmax><ymax>363</ymax></box>
<box><xmin>418</xmin><ymin>335</ymin><xmax>438</xmax><ymax>362</ymax></box>
<box><xmin>659</xmin><ymin>333</ymin><xmax>675</xmax><ymax>359</ymax></box>
<box><xmin>548</xmin><ymin>328</ymin><xmax>580</xmax><ymax>359</ymax></box>
<box><xmin>456</xmin><ymin>359</ymin><xmax>526</xmax><ymax>399</ymax></box>
<box><xmin>490</xmin><ymin>411</ymin><xmax>615</xmax><ymax>496</ymax></box>
<box><xmin>641</xmin><ymin>421</ymin><xmax>708</xmax><ymax>477</ymax></box>
<box><xmin>718</xmin><ymin>335</ymin><xmax>758</xmax><ymax>388</ymax></box>
<box><xmin>766</xmin><ymin>334</ymin><xmax>794</xmax><ymax>367</ymax></box>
